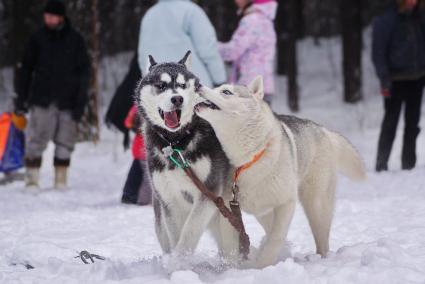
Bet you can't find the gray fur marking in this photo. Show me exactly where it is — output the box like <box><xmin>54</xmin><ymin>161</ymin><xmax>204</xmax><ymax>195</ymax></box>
<box><xmin>182</xmin><ymin>191</ymin><xmax>194</xmax><ymax>204</ymax></box>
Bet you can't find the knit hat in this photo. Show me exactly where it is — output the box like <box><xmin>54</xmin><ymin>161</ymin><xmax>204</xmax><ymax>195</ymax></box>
<box><xmin>253</xmin><ymin>0</ymin><xmax>275</xmax><ymax>4</ymax></box>
<box><xmin>44</xmin><ymin>0</ymin><xmax>66</xmax><ymax>16</ymax></box>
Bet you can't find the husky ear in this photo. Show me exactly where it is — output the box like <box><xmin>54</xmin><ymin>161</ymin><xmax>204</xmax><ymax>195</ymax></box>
<box><xmin>146</xmin><ymin>55</ymin><xmax>157</xmax><ymax>73</ymax></box>
<box><xmin>179</xmin><ymin>51</ymin><xmax>192</xmax><ymax>70</ymax></box>
<box><xmin>248</xmin><ymin>76</ymin><xmax>264</xmax><ymax>100</ymax></box>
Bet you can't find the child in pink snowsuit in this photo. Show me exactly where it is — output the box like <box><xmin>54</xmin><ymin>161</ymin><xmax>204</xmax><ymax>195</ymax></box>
<box><xmin>219</xmin><ymin>0</ymin><xmax>277</xmax><ymax>104</ymax></box>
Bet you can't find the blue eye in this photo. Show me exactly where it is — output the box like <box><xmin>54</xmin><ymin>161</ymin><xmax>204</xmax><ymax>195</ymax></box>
<box><xmin>222</xmin><ymin>89</ymin><xmax>233</xmax><ymax>96</ymax></box>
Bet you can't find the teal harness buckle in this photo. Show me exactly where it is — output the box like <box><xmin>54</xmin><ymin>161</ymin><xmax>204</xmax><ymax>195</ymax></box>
<box><xmin>163</xmin><ymin>146</ymin><xmax>189</xmax><ymax>169</ymax></box>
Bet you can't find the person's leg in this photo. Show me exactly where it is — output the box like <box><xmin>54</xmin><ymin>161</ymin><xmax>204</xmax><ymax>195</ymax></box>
<box><xmin>401</xmin><ymin>79</ymin><xmax>424</xmax><ymax>170</ymax></box>
<box><xmin>53</xmin><ymin>108</ymin><xmax>77</xmax><ymax>188</ymax></box>
<box><xmin>25</xmin><ymin>105</ymin><xmax>57</xmax><ymax>186</ymax></box>
<box><xmin>376</xmin><ymin>82</ymin><xmax>403</xmax><ymax>171</ymax></box>
<box><xmin>137</xmin><ymin>160</ymin><xmax>152</xmax><ymax>205</ymax></box>
<box><xmin>122</xmin><ymin>159</ymin><xmax>143</xmax><ymax>204</ymax></box>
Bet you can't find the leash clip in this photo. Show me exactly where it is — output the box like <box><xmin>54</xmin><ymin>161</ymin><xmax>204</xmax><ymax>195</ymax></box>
<box><xmin>163</xmin><ymin>146</ymin><xmax>189</xmax><ymax>169</ymax></box>
<box><xmin>232</xmin><ymin>182</ymin><xmax>240</xmax><ymax>203</ymax></box>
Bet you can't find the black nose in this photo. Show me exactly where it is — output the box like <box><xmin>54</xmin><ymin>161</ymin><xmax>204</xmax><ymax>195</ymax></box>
<box><xmin>171</xmin><ymin>96</ymin><xmax>184</xmax><ymax>107</ymax></box>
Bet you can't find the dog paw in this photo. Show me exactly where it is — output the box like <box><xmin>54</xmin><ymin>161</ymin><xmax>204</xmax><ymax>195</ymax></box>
<box><xmin>238</xmin><ymin>258</ymin><xmax>257</xmax><ymax>269</ymax></box>
<box><xmin>162</xmin><ymin>253</ymin><xmax>191</xmax><ymax>272</ymax></box>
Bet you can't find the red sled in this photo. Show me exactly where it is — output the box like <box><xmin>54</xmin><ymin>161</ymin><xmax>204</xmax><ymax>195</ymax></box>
<box><xmin>0</xmin><ymin>113</ymin><xmax>25</xmax><ymax>173</ymax></box>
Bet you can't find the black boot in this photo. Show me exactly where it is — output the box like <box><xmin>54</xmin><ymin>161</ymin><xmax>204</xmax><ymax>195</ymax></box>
<box><xmin>375</xmin><ymin>162</ymin><xmax>388</xmax><ymax>172</ymax></box>
<box><xmin>401</xmin><ymin>127</ymin><xmax>420</xmax><ymax>170</ymax></box>
<box><xmin>376</xmin><ymin>94</ymin><xmax>403</xmax><ymax>172</ymax></box>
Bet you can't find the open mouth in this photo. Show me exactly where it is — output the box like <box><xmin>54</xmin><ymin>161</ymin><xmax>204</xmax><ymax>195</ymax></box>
<box><xmin>194</xmin><ymin>100</ymin><xmax>220</xmax><ymax>112</ymax></box>
<box><xmin>158</xmin><ymin>108</ymin><xmax>182</xmax><ymax>129</ymax></box>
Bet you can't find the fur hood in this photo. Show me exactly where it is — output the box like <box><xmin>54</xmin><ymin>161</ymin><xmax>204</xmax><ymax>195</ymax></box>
<box><xmin>248</xmin><ymin>1</ymin><xmax>278</xmax><ymax>21</ymax></box>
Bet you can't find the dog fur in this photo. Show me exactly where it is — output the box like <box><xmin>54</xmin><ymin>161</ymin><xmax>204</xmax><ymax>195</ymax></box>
<box><xmin>195</xmin><ymin>76</ymin><xmax>367</xmax><ymax>268</ymax></box>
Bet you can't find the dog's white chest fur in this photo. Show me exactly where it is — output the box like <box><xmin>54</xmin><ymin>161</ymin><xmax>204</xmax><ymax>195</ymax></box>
<box><xmin>151</xmin><ymin>156</ymin><xmax>211</xmax><ymax>206</ymax></box>
<box><xmin>237</xmin><ymin>149</ymin><xmax>297</xmax><ymax>215</ymax></box>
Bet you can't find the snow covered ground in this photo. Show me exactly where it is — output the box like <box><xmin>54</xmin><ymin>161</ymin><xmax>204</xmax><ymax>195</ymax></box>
<box><xmin>1</xmin><ymin>33</ymin><xmax>425</xmax><ymax>283</ymax></box>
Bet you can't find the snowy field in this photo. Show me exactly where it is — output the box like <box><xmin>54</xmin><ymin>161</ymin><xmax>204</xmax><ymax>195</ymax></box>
<box><xmin>1</xmin><ymin>33</ymin><xmax>425</xmax><ymax>283</ymax></box>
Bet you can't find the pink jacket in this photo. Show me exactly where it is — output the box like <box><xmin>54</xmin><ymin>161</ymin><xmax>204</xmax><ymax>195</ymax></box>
<box><xmin>219</xmin><ymin>2</ymin><xmax>278</xmax><ymax>95</ymax></box>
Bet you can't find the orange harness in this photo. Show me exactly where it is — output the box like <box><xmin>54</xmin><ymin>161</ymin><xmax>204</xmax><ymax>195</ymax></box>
<box><xmin>233</xmin><ymin>148</ymin><xmax>266</xmax><ymax>183</ymax></box>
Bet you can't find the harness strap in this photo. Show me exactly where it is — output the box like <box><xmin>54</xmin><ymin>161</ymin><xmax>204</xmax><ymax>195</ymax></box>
<box><xmin>165</xmin><ymin>146</ymin><xmax>251</xmax><ymax>259</ymax></box>
<box><xmin>183</xmin><ymin>167</ymin><xmax>250</xmax><ymax>259</ymax></box>
<box><xmin>233</xmin><ymin>149</ymin><xmax>266</xmax><ymax>182</ymax></box>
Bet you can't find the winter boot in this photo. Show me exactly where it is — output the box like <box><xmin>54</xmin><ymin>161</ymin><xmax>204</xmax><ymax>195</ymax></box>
<box><xmin>54</xmin><ymin>166</ymin><xmax>68</xmax><ymax>189</ymax></box>
<box><xmin>24</xmin><ymin>157</ymin><xmax>42</xmax><ymax>188</ymax></box>
<box><xmin>25</xmin><ymin>167</ymin><xmax>40</xmax><ymax>187</ymax></box>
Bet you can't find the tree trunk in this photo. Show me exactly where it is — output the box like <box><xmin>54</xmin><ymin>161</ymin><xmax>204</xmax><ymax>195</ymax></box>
<box><xmin>10</xmin><ymin>0</ymin><xmax>29</xmax><ymax>64</ymax></box>
<box><xmin>89</xmin><ymin>0</ymin><xmax>100</xmax><ymax>142</ymax></box>
<box><xmin>199</xmin><ymin>0</ymin><xmax>237</xmax><ymax>42</ymax></box>
<box><xmin>9</xmin><ymin>0</ymin><xmax>40</xmax><ymax>95</ymax></box>
<box><xmin>78</xmin><ymin>0</ymin><xmax>100</xmax><ymax>142</ymax></box>
<box><xmin>341</xmin><ymin>0</ymin><xmax>363</xmax><ymax>103</ymax></box>
<box><xmin>286</xmin><ymin>0</ymin><xmax>300</xmax><ymax>112</ymax></box>
<box><xmin>275</xmin><ymin>0</ymin><xmax>286</xmax><ymax>75</ymax></box>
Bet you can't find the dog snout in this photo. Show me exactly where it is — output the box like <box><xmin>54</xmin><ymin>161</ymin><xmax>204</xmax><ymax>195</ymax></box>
<box><xmin>171</xmin><ymin>96</ymin><xmax>184</xmax><ymax>107</ymax></box>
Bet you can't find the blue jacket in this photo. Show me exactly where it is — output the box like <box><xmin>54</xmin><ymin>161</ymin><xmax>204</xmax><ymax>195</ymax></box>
<box><xmin>137</xmin><ymin>0</ymin><xmax>226</xmax><ymax>87</ymax></box>
<box><xmin>372</xmin><ymin>6</ymin><xmax>425</xmax><ymax>89</ymax></box>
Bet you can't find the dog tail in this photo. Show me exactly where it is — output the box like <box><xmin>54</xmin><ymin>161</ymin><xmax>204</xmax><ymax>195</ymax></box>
<box><xmin>326</xmin><ymin>130</ymin><xmax>367</xmax><ymax>181</ymax></box>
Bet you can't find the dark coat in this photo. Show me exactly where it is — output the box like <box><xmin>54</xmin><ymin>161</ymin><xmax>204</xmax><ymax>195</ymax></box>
<box><xmin>105</xmin><ymin>54</ymin><xmax>142</xmax><ymax>149</ymax></box>
<box><xmin>372</xmin><ymin>6</ymin><xmax>425</xmax><ymax>89</ymax></box>
<box><xmin>16</xmin><ymin>19</ymin><xmax>90</xmax><ymax>120</ymax></box>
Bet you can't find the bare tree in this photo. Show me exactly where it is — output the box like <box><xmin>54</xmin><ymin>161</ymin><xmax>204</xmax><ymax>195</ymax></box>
<box><xmin>77</xmin><ymin>0</ymin><xmax>100</xmax><ymax>142</ymax></box>
<box><xmin>88</xmin><ymin>0</ymin><xmax>100</xmax><ymax>142</ymax></box>
<box><xmin>341</xmin><ymin>0</ymin><xmax>363</xmax><ymax>103</ymax></box>
<box><xmin>197</xmin><ymin>0</ymin><xmax>237</xmax><ymax>42</ymax></box>
<box><xmin>284</xmin><ymin>0</ymin><xmax>301</xmax><ymax>112</ymax></box>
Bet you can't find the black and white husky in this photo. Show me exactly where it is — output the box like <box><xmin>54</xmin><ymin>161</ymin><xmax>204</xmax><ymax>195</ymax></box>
<box><xmin>135</xmin><ymin>52</ymin><xmax>232</xmax><ymax>256</ymax></box>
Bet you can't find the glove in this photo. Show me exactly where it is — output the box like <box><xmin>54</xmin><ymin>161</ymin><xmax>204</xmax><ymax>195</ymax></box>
<box><xmin>381</xmin><ymin>89</ymin><xmax>391</xmax><ymax>98</ymax></box>
<box><xmin>11</xmin><ymin>113</ymin><xmax>27</xmax><ymax>130</ymax></box>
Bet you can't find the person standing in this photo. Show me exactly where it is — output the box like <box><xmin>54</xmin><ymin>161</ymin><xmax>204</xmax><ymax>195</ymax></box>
<box><xmin>372</xmin><ymin>0</ymin><xmax>425</xmax><ymax>171</ymax></box>
<box><xmin>121</xmin><ymin>105</ymin><xmax>152</xmax><ymax>205</ymax></box>
<box><xmin>218</xmin><ymin>0</ymin><xmax>278</xmax><ymax>105</ymax></box>
<box><xmin>14</xmin><ymin>0</ymin><xmax>90</xmax><ymax>188</ymax></box>
<box><xmin>105</xmin><ymin>53</ymin><xmax>142</xmax><ymax>150</ymax></box>
<box><xmin>137</xmin><ymin>0</ymin><xmax>226</xmax><ymax>88</ymax></box>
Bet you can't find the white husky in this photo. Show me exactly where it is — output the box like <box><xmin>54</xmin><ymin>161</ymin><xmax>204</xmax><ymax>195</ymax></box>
<box><xmin>195</xmin><ymin>76</ymin><xmax>367</xmax><ymax>268</ymax></box>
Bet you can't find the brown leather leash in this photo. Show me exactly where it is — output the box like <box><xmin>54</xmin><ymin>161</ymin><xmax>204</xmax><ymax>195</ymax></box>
<box><xmin>163</xmin><ymin>146</ymin><xmax>250</xmax><ymax>260</ymax></box>
<box><xmin>184</xmin><ymin>166</ymin><xmax>250</xmax><ymax>260</ymax></box>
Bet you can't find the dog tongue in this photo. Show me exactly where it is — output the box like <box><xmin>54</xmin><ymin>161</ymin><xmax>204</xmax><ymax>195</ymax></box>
<box><xmin>164</xmin><ymin>110</ymin><xmax>179</xmax><ymax>129</ymax></box>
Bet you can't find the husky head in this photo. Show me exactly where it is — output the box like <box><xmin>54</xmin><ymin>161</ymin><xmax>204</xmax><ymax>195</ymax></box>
<box><xmin>136</xmin><ymin>51</ymin><xmax>201</xmax><ymax>132</ymax></box>
<box><xmin>195</xmin><ymin>76</ymin><xmax>265</xmax><ymax>126</ymax></box>
<box><xmin>195</xmin><ymin>76</ymin><xmax>271</xmax><ymax>165</ymax></box>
